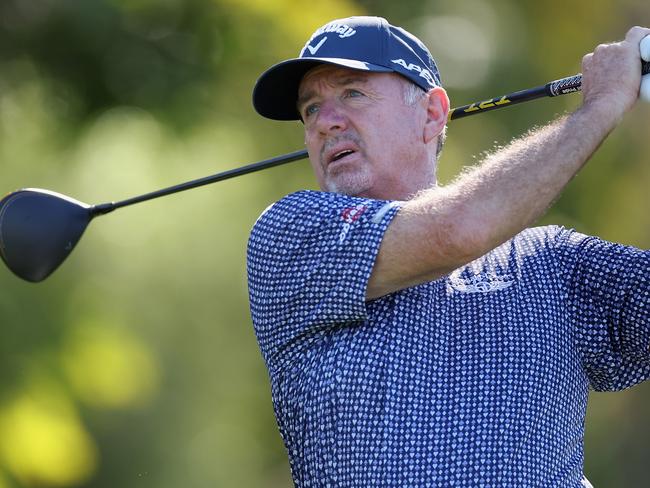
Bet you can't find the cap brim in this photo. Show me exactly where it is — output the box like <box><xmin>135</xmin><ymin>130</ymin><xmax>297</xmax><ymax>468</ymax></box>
<box><xmin>252</xmin><ymin>57</ymin><xmax>393</xmax><ymax>121</ymax></box>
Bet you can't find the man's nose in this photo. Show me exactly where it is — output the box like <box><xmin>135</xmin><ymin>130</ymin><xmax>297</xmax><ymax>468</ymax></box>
<box><xmin>315</xmin><ymin>100</ymin><xmax>348</xmax><ymax>134</ymax></box>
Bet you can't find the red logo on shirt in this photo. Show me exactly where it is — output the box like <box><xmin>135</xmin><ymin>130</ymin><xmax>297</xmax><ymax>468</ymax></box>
<box><xmin>341</xmin><ymin>205</ymin><xmax>368</xmax><ymax>223</ymax></box>
<box><xmin>339</xmin><ymin>204</ymin><xmax>368</xmax><ymax>244</ymax></box>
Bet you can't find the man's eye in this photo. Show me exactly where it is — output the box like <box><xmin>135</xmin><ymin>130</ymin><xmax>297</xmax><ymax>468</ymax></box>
<box><xmin>345</xmin><ymin>89</ymin><xmax>363</xmax><ymax>98</ymax></box>
<box><xmin>304</xmin><ymin>104</ymin><xmax>319</xmax><ymax>117</ymax></box>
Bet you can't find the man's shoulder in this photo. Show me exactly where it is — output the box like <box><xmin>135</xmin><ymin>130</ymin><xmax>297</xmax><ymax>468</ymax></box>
<box><xmin>477</xmin><ymin>225</ymin><xmax>593</xmax><ymax>272</ymax></box>
<box><xmin>249</xmin><ymin>191</ymin><xmax>320</xmax><ymax>240</ymax></box>
<box><xmin>481</xmin><ymin>225</ymin><xmax>576</xmax><ymax>264</ymax></box>
<box><xmin>511</xmin><ymin>225</ymin><xmax>577</xmax><ymax>249</ymax></box>
<box><xmin>251</xmin><ymin>190</ymin><xmax>399</xmax><ymax>236</ymax></box>
<box><xmin>253</xmin><ymin>190</ymin><xmax>345</xmax><ymax>226</ymax></box>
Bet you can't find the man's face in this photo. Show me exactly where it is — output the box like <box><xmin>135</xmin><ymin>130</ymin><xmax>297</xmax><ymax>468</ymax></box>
<box><xmin>297</xmin><ymin>65</ymin><xmax>438</xmax><ymax>200</ymax></box>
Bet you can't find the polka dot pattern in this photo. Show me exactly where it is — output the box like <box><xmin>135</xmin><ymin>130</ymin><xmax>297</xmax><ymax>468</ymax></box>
<box><xmin>247</xmin><ymin>190</ymin><xmax>650</xmax><ymax>487</ymax></box>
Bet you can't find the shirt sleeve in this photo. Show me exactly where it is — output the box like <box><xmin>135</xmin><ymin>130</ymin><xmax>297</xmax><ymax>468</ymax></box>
<box><xmin>246</xmin><ymin>190</ymin><xmax>401</xmax><ymax>372</ymax></box>
<box><xmin>556</xmin><ymin>229</ymin><xmax>650</xmax><ymax>391</ymax></box>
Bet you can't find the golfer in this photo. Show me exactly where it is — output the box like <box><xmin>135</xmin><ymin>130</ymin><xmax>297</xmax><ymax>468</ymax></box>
<box><xmin>247</xmin><ymin>16</ymin><xmax>649</xmax><ymax>487</ymax></box>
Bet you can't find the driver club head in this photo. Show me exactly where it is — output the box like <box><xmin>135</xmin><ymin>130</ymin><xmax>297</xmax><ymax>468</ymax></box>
<box><xmin>0</xmin><ymin>189</ymin><xmax>92</xmax><ymax>282</ymax></box>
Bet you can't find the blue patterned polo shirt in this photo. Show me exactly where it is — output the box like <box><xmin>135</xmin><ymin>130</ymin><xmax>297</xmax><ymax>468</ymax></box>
<box><xmin>247</xmin><ymin>190</ymin><xmax>650</xmax><ymax>487</ymax></box>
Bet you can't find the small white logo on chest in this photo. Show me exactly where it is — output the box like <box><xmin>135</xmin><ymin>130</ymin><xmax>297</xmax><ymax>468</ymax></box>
<box><xmin>448</xmin><ymin>272</ymin><xmax>515</xmax><ymax>294</ymax></box>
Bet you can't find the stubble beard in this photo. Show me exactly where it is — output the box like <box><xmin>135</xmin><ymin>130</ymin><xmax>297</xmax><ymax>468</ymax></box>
<box><xmin>325</xmin><ymin>167</ymin><xmax>372</xmax><ymax>196</ymax></box>
<box><xmin>320</xmin><ymin>134</ymin><xmax>372</xmax><ymax>197</ymax></box>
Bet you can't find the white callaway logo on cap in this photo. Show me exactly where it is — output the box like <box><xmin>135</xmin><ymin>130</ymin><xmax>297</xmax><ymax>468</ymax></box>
<box><xmin>310</xmin><ymin>22</ymin><xmax>357</xmax><ymax>39</ymax></box>
<box><xmin>303</xmin><ymin>37</ymin><xmax>328</xmax><ymax>55</ymax></box>
<box><xmin>300</xmin><ymin>22</ymin><xmax>357</xmax><ymax>57</ymax></box>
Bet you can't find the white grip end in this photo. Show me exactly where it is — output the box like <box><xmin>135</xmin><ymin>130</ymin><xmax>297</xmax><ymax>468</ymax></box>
<box><xmin>641</xmin><ymin>35</ymin><xmax>650</xmax><ymax>62</ymax></box>
<box><xmin>641</xmin><ymin>75</ymin><xmax>650</xmax><ymax>102</ymax></box>
<box><xmin>639</xmin><ymin>36</ymin><xmax>650</xmax><ymax>102</ymax></box>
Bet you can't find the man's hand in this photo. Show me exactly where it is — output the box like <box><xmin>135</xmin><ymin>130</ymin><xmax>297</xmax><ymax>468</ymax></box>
<box><xmin>581</xmin><ymin>26</ymin><xmax>650</xmax><ymax>125</ymax></box>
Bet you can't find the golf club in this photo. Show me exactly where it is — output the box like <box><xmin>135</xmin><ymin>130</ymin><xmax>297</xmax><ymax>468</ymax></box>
<box><xmin>2</xmin><ymin>61</ymin><xmax>649</xmax><ymax>283</ymax></box>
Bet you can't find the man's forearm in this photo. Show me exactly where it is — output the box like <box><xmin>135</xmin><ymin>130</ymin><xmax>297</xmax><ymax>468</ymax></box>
<box><xmin>433</xmin><ymin>102</ymin><xmax>617</xmax><ymax>262</ymax></box>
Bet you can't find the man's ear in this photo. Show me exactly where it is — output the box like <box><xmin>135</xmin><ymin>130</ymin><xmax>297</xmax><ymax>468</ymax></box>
<box><xmin>423</xmin><ymin>87</ymin><xmax>450</xmax><ymax>144</ymax></box>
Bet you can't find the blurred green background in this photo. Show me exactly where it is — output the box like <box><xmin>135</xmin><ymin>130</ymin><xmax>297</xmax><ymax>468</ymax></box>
<box><xmin>0</xmin><ymin>0</ymin><xmax>648</xmax><ymax>486</ymax></box>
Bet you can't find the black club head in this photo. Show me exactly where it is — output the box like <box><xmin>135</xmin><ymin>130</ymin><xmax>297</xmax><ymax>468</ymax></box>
<box><xmin>0</xmin><ymin>189</ymin><xmax>92</xmax><ymax>282</ymax></box>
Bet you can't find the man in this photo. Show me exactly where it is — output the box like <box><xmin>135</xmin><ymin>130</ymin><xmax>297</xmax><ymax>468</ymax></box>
<box><xmin>247</xmin><ymin>16</ymin><xmax>649</xmax><ymax>487</ymax></box>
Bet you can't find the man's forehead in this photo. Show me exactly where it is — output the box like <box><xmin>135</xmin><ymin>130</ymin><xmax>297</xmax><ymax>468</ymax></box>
<box><xmin>297</xmin><ymin>65</ymin><xmax>382</xmax><ymax>102</ymax></box>
<box><xmin>300</xmin><ymin>65</ymin><xmax>371</xmax><ymax>89</ymax></box>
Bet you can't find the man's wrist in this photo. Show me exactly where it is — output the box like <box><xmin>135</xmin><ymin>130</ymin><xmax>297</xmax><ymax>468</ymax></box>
<box><xmin>575</xmin><ymin>98</ymin><xmax>624</xmax><ymax>137</ymax></box>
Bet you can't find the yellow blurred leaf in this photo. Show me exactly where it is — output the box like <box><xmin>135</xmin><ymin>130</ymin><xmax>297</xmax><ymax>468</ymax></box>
<box><xmin>0</xmin><ymin>380</ymin><xmax>97</xmax><ymax>486</ymax></box>
<box><xmin>61</xmin><ymin>320</ymin><xmax>160</xmax><ymax>409</ymax></box>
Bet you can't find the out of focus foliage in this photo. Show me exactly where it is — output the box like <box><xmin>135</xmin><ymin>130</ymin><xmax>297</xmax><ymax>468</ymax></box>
<box><xmin>0</xmin><ymin>0</ymin><xmax>647</xmax><ymax>487</ymax></box>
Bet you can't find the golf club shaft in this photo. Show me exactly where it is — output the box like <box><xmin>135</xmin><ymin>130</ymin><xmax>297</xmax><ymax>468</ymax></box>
<box><xmin>91</xmin><ymin>61</ymin><xmax>650</xmax><ymax>216</ymax></box>
<box><xmin>91</xmin><ymin>149</ymin><xmax>309</xmax><ymax>215</ymax></box>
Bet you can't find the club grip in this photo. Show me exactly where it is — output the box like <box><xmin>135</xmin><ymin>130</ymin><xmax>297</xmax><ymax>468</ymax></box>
<box><xmin>545</xmin><ymin>75</ymin><xmax>582</xmax><ymax>97</ymax></box>
<box><xmin>546</xmin><ymin>60</ymin><xmax>650</xmax><ymax>97</ymax></box>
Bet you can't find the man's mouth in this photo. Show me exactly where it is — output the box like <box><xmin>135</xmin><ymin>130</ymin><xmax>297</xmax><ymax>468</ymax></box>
<box><xmin>330</xmin><ymin>149</ymin><xmax>355</xmax><ymax>163</ymax></box>
<box><xmin>322</xmin><ymin>138</ymin><xmax>362</xmax><ymax>169</ymax></box>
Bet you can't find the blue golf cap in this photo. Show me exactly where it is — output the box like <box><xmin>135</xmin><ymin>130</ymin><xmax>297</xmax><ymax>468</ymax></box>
<box><xmin>252</xmin><ymin>16</ymin><xmax>442</xmax><ymax>120</ymax></box>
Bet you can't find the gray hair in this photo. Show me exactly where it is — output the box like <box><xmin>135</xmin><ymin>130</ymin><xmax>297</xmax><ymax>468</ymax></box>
<box><xmin>402</xmin><ymin>80</ymin><xmax>446</xmax><ymax>158</ymax></box>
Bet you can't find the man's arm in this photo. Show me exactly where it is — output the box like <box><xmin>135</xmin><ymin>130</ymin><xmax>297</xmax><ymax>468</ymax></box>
<box><xmin>367</xmin><ymin>26</ymin><xmax>650</xmax><ymax>300</ymax></box>
<box><xmin>557</xmin><ymin>232</ymin><xmax>650</xmax><ymax>391</ymax></box>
